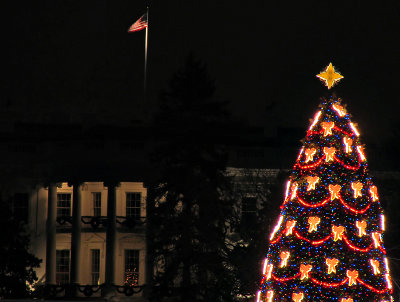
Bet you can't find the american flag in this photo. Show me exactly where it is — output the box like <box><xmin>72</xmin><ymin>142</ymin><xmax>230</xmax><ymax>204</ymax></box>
<box><xmin>128</xmin><ymin>13</ymin><xmax>148</xmax><ymax>33</ymax></box>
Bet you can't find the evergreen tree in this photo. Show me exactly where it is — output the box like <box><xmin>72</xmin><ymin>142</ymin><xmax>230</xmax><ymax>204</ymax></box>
<box><xmin>148</xmin><ymin>55</ymin><xmax>236</xmax><ymax>301</ymax></box>
<box><xmin>258</xmin><ymin>96</ymin><xmax>394</xmax><ymax>301</ymax></box>
<box><xmin>0</xmin><ymin>201</ymin><xmax>41</xmax><ymax>298</ymax></box>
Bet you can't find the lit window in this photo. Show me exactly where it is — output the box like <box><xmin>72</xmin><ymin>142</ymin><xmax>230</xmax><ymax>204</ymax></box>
<box><xmin>91</xmin><ymin>249</ymin><xmax>100</xmax><ymax>285</ymax></box>
<box><xmin>57</xmin><ymin>193</ymin><xmax>71</xmax><ymax>217</ymax></box>
<box><xmin>126</xmin><ymin>193</ymin><xmax>141</xmax><ymax>219</ymax></box>
<box><xmin>56</xmin><ymin>249</ymin><xmax>70</xmax><ymax>285</ymax></box>
<box><xmin>92</xmin><ymin>193</ymin><xmax>101</xmax><ymax>217</ymax></box>
<box><xmin>125</xmin><ymin>249</ymin><xmax>139</xmax><ymax>286</ymax></box>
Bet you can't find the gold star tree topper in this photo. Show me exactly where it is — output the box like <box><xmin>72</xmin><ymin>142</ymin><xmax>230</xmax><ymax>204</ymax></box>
<box><xmin>316</xmin><ymin>63</ymin><xmax>344</xmax><ymax>89</ymax></box>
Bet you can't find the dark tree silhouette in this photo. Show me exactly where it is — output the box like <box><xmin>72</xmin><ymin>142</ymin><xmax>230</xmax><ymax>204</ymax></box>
<box><xmin>0</xmin><ymin>201</ymin><xmax>41</xmax><ymax>298</ymax></box>
<box><xmin>147</xmin><ymin>54</ymin><xmax>237</xmax><ymax>301</ymax></box>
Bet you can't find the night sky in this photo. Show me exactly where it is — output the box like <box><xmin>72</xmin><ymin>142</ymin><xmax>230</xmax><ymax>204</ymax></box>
<box><xmin>5</xmin><ymin>1</ymin><xmax>400</xmax><ymax>144</ymax></box>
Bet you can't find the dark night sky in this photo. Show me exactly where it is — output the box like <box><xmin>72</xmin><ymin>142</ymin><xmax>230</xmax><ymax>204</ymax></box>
<box><xmin>4</xmin><ymin>1</ymin><xmax>400</xmax><ymax>144</ymax></box>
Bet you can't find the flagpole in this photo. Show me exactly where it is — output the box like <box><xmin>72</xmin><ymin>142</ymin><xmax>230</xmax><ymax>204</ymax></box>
<box><xmin>144</xmin><ymin>6</ymin><xmax>149</xmax><ymax>95</ymax></box>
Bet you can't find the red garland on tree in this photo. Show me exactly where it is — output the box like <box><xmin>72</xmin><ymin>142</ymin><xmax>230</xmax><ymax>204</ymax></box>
<box><xmin>257</xmin><ymin>64</ymin><xmax>394</xmax><ymax>302</ymax></box>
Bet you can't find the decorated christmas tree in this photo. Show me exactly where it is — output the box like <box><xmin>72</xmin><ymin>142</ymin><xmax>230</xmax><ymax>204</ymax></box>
<box><xmin>257</xmin><ymin>63</ymin><xmax>394</xmax><ymax>302</ymax></box>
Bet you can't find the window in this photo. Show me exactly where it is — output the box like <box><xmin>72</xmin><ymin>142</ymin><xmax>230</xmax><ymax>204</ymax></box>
<box><xmin>124</xmin><ymin>249</ymin><xmax>139</xmax><ymax>286</ymax></box>
<box><xmin>91</xmin><ymin>249</ymin><xmax>100</xmax><ymax>285</ymax></box>
<box><xmin>241</xmin><ymin>197</ymin><xmax>257</xmax><ymax>229</ymax></box>
<box><xmin>92</xmin><ymin>193</ymin><xmax>101</xmax><ymax>216</ymax></box>
<box><xmin>12</xmin><ymin>193</ymin><xmax>29</xmax><ymax>223</ymax></box>
<box><xmin>56</xmin><ymin>249</ymin><xmax>70</xmax><ymax>284</ymax></box>
<box><xmin>126</xmin><ymin>193</ymin><xmax>141</xmax><ymax>219</ymax></box>
<box><xmin>57</xmin><ymin>193</ymin><xmax>71</xmax><ymax>217</ymax></box>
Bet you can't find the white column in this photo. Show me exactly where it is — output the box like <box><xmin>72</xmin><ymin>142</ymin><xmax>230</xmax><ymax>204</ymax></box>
<box><xmin>105</xmin><ymin>182</ymin><xmax>118</xmax><ymax>287</ymax></box>
<box><xmin>70</xmin><ymin>182</ymin><xmax>82</xmax><ymax>289</ymax></box>
<box><xmin>45</xmin><ymin>184</ymin><xmax>57</xmax><ymax>285</ymax></box>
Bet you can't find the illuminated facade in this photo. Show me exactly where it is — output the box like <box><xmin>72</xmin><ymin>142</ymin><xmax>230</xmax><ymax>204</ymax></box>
<box><xmin>16</xmin><ymin>181</ymin><xmax>147</xmax><ymax>299</ymax></box>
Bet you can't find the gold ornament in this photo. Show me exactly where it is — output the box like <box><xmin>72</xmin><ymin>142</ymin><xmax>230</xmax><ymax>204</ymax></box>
<box><xmin>321</xmin><ymin>121</ymin><xmax>335</xmax><ymax>136</ymax></box>
<box><xmin>316</xmin><ymin>62</ymin><xmax>344</xmax><ymax>89</ymax></box>
<box><xmin>308</xmin><ymin>216</ymin><xmax>321</xmax><ymax>233</ymax></box>
<box><xmin>306</xmin><ymin>176</ymin><xmax>319</xmax><ymax>191</ymax></box>
<box><xmin>323</xmin><ymin>146</ymin><xmax>336</xmax><ymax>162</ymax></box>
<box><xmin>346</xmin><ymin>270</ymin><xmax>358</xmax><ymax>286</ymax></box>
<box><xmin>304</xmin><ymin>148</ymin><xmax>317</xmax><ymax>163</ymax></box>
<box><xmin>292</xmin><ymin>292</ymin><xmax>304</xmax><ymax>302</ymax></box>
<box><xmin>351</xmin><ymin>181</ymin><xmax>363</xmax><ymax>198</ymax></box>
<box><xmin>326</xmin><ymin>258</ymin><xmax>339</xmax><ymax>274</ymax></box>
<box><xmin>370</xmin><ymin>185</ymin><xmax>379</xmax><ymax>201</ymax></box>
<box><xmin>332</xmin><ymin>225</ymin><xmax>345</xmax><ymax>241</ymax></box>
<box><xmin>355</xmin><ymin>220</ymin><xmax>367</xmax><ymax>237</ymax></box>
<box><xmin>285</xmin><ymin>220</ymin><xmax>296</xmax><ymax>236</ymax></box>
<box><xmin>300</xmin><ymin>264</ymin><xmax>312</xmax><ymax>280</ymax></box>
<box><xmin>343</xmin><ymin>137</ymin><xmax>353</xmax><ymax>153</ymax></box>
<box><xmin>370</xmin><ymin>259</ymin><xmax>380</xmax><ymax>275</ymax></box>
<box><xmin>280</xmin><ymin>251</ymin><xmax>290</xmax><ymax>268</ymax></box>
<box><xmin>328</xmin><ymin>184</ymin><xmax>341</xmax><ymax>200</ymax></box>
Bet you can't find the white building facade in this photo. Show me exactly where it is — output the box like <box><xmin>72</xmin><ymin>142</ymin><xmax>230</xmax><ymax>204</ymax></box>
<box><xmin>18</xmin><ymin>181</ymin><xmax>148</xmax><ymax>299</ymax></box>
